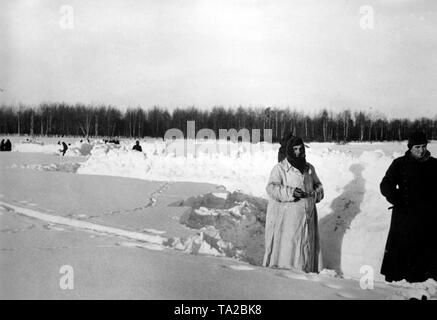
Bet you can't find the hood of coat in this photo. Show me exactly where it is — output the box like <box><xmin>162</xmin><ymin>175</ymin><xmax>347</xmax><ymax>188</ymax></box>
<box><xmin>285</xmin><ymin>137</ymin><xmax>307</xmax><ymax>173</ymax></box>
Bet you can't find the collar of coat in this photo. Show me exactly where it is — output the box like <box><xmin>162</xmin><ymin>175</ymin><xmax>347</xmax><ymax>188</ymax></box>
<box><xmin>404</xmin><ymin>150</ymin><xmax>431</xmax><ymax>163</ymax></box>
<box><xmin>282</xmin><ymin>158</ymin><xmax>310</xmax><ymax>174</ymax></box>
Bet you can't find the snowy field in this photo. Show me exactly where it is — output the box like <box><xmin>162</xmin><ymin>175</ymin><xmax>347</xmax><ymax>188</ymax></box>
<box><xmin>1</xmin><ymin>135</ymin><xmax>437</xmax><ymax>299</ymax></box>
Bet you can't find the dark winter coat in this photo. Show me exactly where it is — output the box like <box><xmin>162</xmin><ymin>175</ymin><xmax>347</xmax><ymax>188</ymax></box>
<box><xmin>62</xmin><ymin>142</ymin><xmax>68</xmax><ymax>155</ymax></box>
<box><xmin>4</xmin><ymin>139</ymin><xmax>12</xmax><ymax>151</ymax></box>
<box><xmin>132</xmin><ymin>144</ymin><xmax>142</xmax><ymax>152</ymax></box>
<box><xmin>380</xmin><ymin>151</ymin><xmax>437</xmax><ymax>282</ymax></box>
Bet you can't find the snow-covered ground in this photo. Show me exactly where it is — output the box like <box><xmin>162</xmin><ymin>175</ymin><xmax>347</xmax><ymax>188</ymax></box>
<box><xmin>1</xmin><ymin>136</ymin><xmax>437</xmax><ymax>299</ymax></box>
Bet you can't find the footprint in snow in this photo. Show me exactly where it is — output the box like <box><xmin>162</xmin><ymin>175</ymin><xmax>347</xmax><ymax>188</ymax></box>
<box><xmin>215</xmin><ymin>185</ymin><xmax>227</xmax><ymax>192</ymax></box>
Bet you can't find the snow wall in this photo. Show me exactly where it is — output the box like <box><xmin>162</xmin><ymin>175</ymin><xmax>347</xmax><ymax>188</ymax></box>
<box><xmin>73</xmin><ymin>139</ymin><xmax>407</xmax><ymax>281</ymax></box>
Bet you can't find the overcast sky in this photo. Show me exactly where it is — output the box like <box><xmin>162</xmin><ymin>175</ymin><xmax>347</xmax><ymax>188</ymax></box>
<box><xmin>1</xmin><ymin>0</ymin><xmax>436</xmax><ymax>118</ymax></box>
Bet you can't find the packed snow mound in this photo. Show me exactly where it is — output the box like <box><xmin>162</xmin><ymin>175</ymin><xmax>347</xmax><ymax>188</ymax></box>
<box><xmin>166</xmin><ymin>191</ymin><xmax>267</xmax><ymax>265</ymax></box>
<box><xmin>13</xmin><ymin>141</ymin><xmax>61</xmax><ymax>154</ymax></box>
<box><xmin>386</xmin><ymin>279</ymin><xmax>437</xmax><ymax>300</ymax></box>
<box><xmin>76</xmin><ymin>140</ymin><xmax>426</xmax><ymax>281</ymax></box>
<box><xmin>67</xmin><ymin>141</ymin><xmax>94</xmax><ymax>156</ymax></box>
<box><xmin>77</xmin><ymin>143</ymin><xmax>151</xmax><ymax>178</ymax></box>
<box><xmin>13</xmin><ymin>139</ymin><xmax>94</xmax><ymax>156</ymax></box>
<box><xmin>78</xmin><ymin>140</ymin><xmax>275</xmax><ymax>196</ymax></box>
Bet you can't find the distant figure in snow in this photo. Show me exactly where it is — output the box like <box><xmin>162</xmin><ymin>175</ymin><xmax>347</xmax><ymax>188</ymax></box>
<box><xmin>61</xmin><ymin>142</ymin><xmax>68</xmax><ymax>156</ymax></box>
<box><xmin>4</xmin><ymin>139</ymin><xmax>12</xmax><ymax>151</ymax></box>
<box><xmin>263</xmin><ymin>136</ymin><xmax>324</xmax><ymax>272</ymax></box>
<box><xmin>132</xmin><ymin>140</ymin><xmax>142</xmax><ymax>152</ymax></box>
<box><xmin>380</xmin><ymin>131</ymin><xmax>437</xmax><ymax>283</ymax></box>
<box><xmin>0</xmin><ymin>139</ymin><xmax>5</xmax><ymax>151</ymax></box>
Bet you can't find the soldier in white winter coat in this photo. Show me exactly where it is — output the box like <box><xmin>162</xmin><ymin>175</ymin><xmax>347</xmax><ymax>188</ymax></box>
<box><xmin>263</xmin><ymin>137</ymin><xmax>324</xmax><ymax>272</ymax></box>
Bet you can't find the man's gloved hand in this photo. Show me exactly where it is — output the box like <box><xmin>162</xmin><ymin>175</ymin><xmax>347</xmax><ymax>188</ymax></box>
<box><xmin>293</xmin><ymin>187</ymin><xmax>309</xmax><ymax>200</ymax></box>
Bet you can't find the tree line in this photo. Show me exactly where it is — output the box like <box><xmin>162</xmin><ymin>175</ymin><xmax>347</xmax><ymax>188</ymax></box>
<box><xmin>0</xmin><ymin>103</ymin><xmax>436</xmax><ymax>142</ymax></box>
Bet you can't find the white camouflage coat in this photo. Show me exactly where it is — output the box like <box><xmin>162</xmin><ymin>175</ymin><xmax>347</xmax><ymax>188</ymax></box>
<box><xmin>263</xmin><ymin>158</ymin><xmax>324</xmax><ymax>272</ymax></box>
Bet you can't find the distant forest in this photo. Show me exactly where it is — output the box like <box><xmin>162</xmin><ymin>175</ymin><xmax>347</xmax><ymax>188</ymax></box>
<box><xmin>0</xmin><ymin>103</ymin><xmax>436</xmax><ymax>142</ymax></box>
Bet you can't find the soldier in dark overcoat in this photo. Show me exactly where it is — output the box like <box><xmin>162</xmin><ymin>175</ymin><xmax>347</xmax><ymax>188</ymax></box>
<box><xmin>380</xmin><ymin>131</ymin><xmax>437</xmax><ymax>282</ymax></box>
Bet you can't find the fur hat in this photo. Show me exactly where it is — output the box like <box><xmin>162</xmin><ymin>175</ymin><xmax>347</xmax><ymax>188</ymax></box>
<box><xmin>407</xmin><ymin>131</ymin><xmax>428</xmax><ymax>149</ymax></box>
